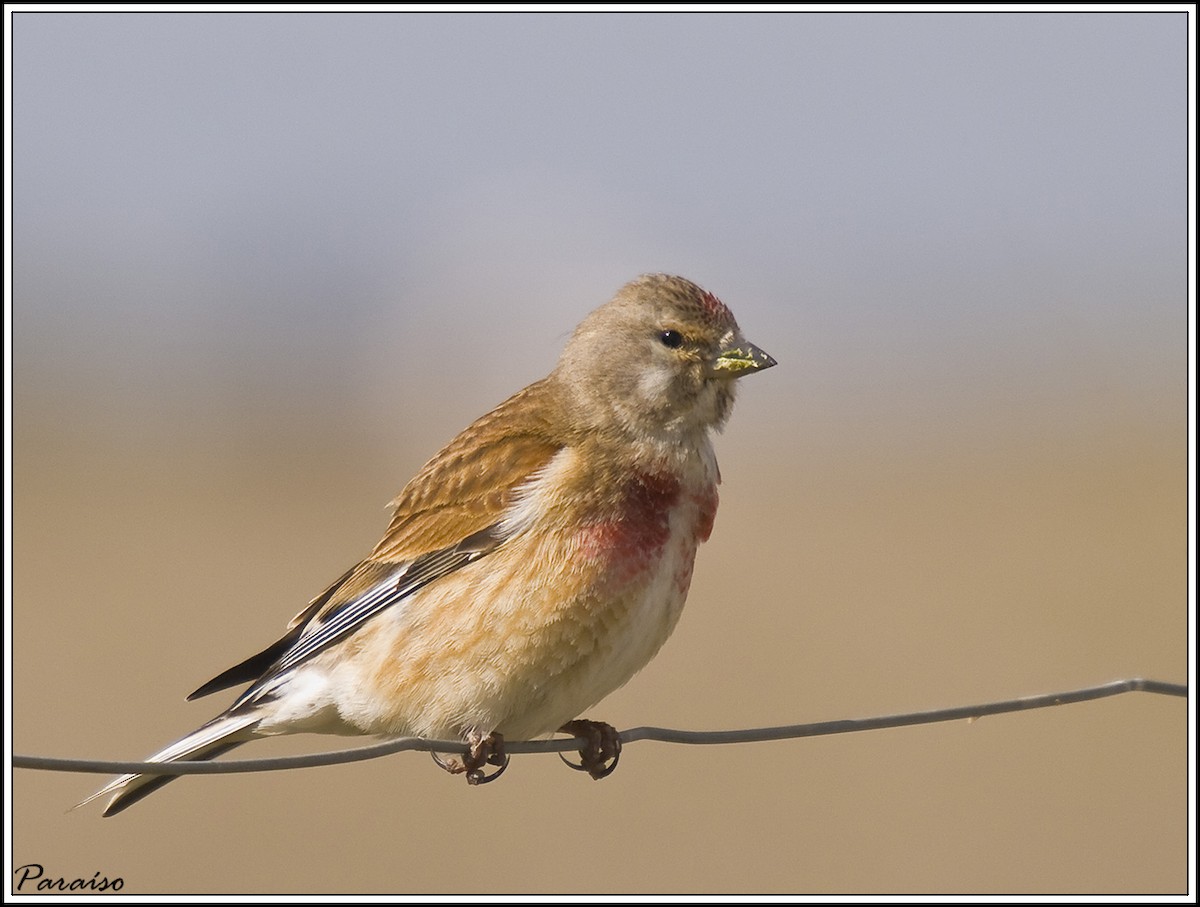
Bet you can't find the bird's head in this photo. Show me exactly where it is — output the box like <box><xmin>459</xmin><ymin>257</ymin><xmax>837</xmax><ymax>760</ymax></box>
<box><xmin>552</xmin><ymin>274</ymin><xmax>776</xmax><ymax>445</ymax></box>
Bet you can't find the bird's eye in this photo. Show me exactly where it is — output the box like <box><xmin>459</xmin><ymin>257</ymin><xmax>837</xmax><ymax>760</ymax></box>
<box><xmin>659</xmin><ymin>329</ymin><xmax>685</xmax><ymax>349</ymax></box>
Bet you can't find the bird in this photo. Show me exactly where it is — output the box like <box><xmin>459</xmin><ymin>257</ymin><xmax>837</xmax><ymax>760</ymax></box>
<box><xmin>79</xmin><ymin>273</ymin><xmax>776</xmax><ymax>816</ymax></box>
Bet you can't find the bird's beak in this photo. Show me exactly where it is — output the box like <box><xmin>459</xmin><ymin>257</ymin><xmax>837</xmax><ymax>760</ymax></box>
<box><xmin>711</xmin><ymin>339</ymin><xmax>777</xmax><ymax>378</ymax></box>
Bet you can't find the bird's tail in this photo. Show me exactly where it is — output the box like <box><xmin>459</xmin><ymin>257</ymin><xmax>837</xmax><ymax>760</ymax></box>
<box><xmin>76</xmin><ymin>711</ymin><xmax>261</xmax><ymax>817</ymax></box>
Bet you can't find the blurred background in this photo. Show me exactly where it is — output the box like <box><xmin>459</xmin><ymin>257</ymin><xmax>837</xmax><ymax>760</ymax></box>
<box><xmin>10</xmin><ymin>10</ymin><xmax>1188</xmax><ymax>896</ymax></box>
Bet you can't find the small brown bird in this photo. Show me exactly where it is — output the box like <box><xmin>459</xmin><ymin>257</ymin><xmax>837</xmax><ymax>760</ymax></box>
<box><xmin>81</xmin><ymin>273</ymin><xmax>776</xmax><ymax>815</ymax></box>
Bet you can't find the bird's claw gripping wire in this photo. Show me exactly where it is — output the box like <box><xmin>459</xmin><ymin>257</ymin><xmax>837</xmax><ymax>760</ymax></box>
<box><xmin>557</xmin><ymin>719</ymin><xmax>622</xmax><ymax>780</ymax></box>
<box><xmin>432</xmin><ymin>731</ymin><xmax>509</xmax><ymax>785</ymax></box>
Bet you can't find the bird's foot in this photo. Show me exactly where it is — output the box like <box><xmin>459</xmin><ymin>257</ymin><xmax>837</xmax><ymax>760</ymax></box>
<box><xmin>431</xmin><ymin>730</ymin><xmax>509</xmax><ymax>785</ymax></box>
<box><xmin>558</xmin><ymin>719</ymin><xmax>622</xmax><ymax>780</ymax></box>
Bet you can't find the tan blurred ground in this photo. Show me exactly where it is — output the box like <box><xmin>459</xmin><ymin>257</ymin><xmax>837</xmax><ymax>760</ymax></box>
<box><xmin>12</xmin><ymin>378</ymin><xmax>1186</xmax><ymax>895</ymax></box>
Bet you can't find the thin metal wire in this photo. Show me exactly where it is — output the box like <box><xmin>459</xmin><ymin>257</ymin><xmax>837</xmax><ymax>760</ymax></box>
<box><xmin>11</xmin><ymin>677</ymin><xmax>1187</xmax><ymax>777</ymax></box>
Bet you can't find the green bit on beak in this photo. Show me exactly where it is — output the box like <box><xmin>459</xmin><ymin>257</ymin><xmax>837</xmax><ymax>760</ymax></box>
<box><xmin>712</xmin><ymin>341</ymin><xmax>777</xmax><ymax>377</ymax></box>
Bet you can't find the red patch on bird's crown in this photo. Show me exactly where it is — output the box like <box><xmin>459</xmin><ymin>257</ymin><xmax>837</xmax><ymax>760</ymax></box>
<box><xmin>699</xmin><ymin>289</ymin><xmax>734</xmax><ymax>325</ymax></box>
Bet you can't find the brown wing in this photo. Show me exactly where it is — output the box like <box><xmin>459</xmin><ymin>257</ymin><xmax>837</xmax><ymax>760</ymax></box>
<box><xmin>370</xmin><ymin>378</ymin><xmax>563</xmax><ymax>562</ymax></box>
<box><xmin>189</xmin><ymin>378</ymin><xmax>565</xmax><ymax>701</ymax></box>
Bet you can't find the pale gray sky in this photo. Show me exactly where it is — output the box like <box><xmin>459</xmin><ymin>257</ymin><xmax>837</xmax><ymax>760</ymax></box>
<box><xmin>13</xmin><ymin>10</ymin><xmax>1186</xmax><ymax>452</ymax></box>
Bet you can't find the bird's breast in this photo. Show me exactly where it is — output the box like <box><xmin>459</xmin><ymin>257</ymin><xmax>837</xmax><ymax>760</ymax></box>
<box><xmin>575</xmin><ymin>470</ymin><xmax>682</xmax><ymax>585</ymax></box>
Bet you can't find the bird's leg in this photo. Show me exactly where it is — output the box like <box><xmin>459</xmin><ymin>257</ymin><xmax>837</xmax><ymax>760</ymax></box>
<box><xmin>558</xmin><ymin>719</ymin><xmax>622</xmax><ymax>779</ymax></box>
<box><xmin>431</xmin><ymin>730</ymin><xmax>508</xmax><ymax>785</ymax></box>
